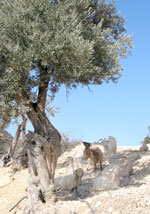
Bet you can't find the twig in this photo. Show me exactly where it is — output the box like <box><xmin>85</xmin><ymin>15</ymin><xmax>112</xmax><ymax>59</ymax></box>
<box><xmin>71</xmin><ymin>157</ymin><xmax>74</xmax><ymax>173</ymax></box>
<box><xmin>78</xmin><ymin>197</ymin><xmax>96</xmax><ymax>214</ymax></box>
<box><xmin>9</xmin><ymin>196</ymin><xmax>27</xmax><ymax>212</ymax></box>
<box><xmin>86</xmin><ymin>85</ymin><xmax>94</xmax><ymax>93</ymax></box>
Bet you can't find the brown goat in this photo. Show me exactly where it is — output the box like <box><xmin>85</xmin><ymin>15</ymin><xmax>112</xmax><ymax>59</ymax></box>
<box><xmin>83</xmin><ymin>142</ymin><xmax>103</xmax><ymax>172</ymax></box>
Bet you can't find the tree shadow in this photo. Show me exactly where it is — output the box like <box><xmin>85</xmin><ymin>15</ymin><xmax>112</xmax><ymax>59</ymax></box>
<box><xmin>55</xmin><ymin>176</ymin><xmax>95</xmax><ymax>201</ymax></box>
<box><xmin>113</xmin><ymin>149</ymin><xmax>150</xmax><ymax>188</ymax></box>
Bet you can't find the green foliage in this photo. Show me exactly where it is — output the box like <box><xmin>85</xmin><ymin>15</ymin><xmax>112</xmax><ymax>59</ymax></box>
<box><xmin>45</xmin><ymin>98</ymin><xmax>60</xmax><ymax>117</ymax></box>
<box><xmin>0</xmin><ymin>0</ymin><xmax>132</xmax><ymax>119</ymax></box>
<box><xmin>143</xmin><ymin>136</ymin><xmax>150</xmax><ymax>144</ymax></box>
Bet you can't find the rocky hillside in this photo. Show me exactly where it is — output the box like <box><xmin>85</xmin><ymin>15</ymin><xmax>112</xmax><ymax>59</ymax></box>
<box><xmin>0</xmin><ymin>144</ymin><xmax>150</xmax><ymax>214</ymax></box>
<box><xmin>0</xmin><ymin>130</ymin><xmax>13</xmax><ymax>158</ymax></box>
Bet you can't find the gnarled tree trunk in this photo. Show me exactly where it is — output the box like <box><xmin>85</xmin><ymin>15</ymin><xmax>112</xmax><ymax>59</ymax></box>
<box><xmin>25</xmin><ymin>105</ymin><xmax>61</xmax><ymax>214</ymax></box>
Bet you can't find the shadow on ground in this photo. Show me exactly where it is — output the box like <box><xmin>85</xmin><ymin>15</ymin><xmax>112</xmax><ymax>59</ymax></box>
<box><xmin>56</xmin><ymin>148</ymin><xmax>150</xmax><ymax>201</ymax></box>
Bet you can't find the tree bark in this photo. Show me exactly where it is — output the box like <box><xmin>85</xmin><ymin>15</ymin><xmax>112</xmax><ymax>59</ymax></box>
<box><xmin>15</xmin><ymin>69</ymin><xmax>61</xmax><ymax>213</ymax></box>
<box><xmin>11</xmin><ymin>124</ymin><xmax>22</xmax><ymax>158</ymax></box>
<box><xmin>25</xmin><ymin>105</ymin><xmax>61</xmax><ymax>214</ymax></box>
<box><xmin>21</xmin><ymin>114</ymin><xmax>27</xmax><ymax>143</ymax></box>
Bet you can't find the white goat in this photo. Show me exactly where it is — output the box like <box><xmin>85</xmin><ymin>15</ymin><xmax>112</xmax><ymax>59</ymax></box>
<box><xmin>83</xmin><ymin>142</ymin><xmax>103</xmax><ymax>171</ymax></box>
<box><xmin>100</xmin><ymin>136</ymin><xmax>117</xmax><ymax>163</ymax></box>
<box><xmin>102</xmin><ymin>156</ymin><xmax>132</xmax><ymax>178</ymax></box>
<box><xmin>140</xmin><ymin>141</ymin><xmax>149</xmax><ymax>152</ymax></box>
<box><xmin>92</xmin><ymin>166</ymin><xmax>120</xmax><ymax>191</ymax></box>
<box><xmin>54</xmin><ymin>168</ymin><xmax>84</xmax><ymax>191</ymax></box>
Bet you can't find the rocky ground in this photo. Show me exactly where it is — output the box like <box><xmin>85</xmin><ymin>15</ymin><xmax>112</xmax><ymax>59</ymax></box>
<box><xmin>0</xmin><ymin>144</ymin><xmax>150</xmax><ymax>214</ymax></box>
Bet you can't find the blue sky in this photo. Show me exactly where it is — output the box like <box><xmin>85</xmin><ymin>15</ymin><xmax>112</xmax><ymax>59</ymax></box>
<box><xmin>7</xmin><ymin>0</ymin><xmax>150</xmax><ymax>146</ymax></box>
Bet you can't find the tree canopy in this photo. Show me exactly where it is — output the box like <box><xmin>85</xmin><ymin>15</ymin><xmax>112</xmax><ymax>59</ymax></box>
<box><xmin>0</xmin><ymin>0</ymin><xmax>132</xmax><ymax>119</ymax></box>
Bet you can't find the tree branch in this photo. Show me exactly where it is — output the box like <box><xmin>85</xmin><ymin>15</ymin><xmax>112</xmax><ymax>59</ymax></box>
<box><xmin>37</xmin><ymin>64</ymin><xmax>50</xmax><ymax>112</ymax></box>
<box><xmin>21</xmin><ymin>114</ymin><xmax>27</xmax><ymax>141</ymax></box>
<box><xmin>15</xmin><ymin>91</ymin><xmax>39</xmax><ymax>128</ymax></box>
<box><xmin>11</xmin><ymin>123</ymin><xmax>22</xmax><ymax>158</ymax></box>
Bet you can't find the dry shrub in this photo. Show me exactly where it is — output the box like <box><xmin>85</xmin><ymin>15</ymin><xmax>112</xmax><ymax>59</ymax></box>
<box><xmin>61</xmin><ymin>133</ymin><xmax>80</xmax><ymax>153</ymax></box>
<box><xmin>143</xmin><ymin>136</ymin><xmax>150</xmax><ymax>144</ymax></box>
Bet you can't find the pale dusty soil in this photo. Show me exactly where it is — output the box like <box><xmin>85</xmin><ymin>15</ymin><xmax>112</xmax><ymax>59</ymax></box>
<box><xmin>0</xmin><ymin>145</ymin><xmax>150</xmax><ymax>214</ymax></box>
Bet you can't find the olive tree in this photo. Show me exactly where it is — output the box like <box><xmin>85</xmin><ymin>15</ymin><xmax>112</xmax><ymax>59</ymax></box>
<box><xmin>0</xmin><ymin>0</ymin><xmax>132</xmax><ymax>213</ymax></box>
